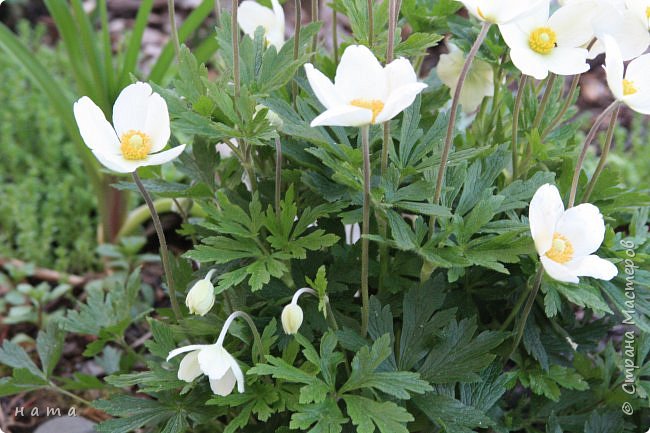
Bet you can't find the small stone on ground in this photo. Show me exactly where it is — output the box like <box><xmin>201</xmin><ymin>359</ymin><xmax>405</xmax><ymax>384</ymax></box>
<box><xmin>34</xmin><ymin>417</ymin><xmax>96</xmax><ymax>433</ymax></box>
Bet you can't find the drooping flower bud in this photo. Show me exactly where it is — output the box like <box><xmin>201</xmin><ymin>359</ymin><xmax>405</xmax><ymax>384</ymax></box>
<box><xmin>185</xmin><ymin>270</ymin><xmax>216</xmax><ymax>316</ymax></box>
<box><xmin>281</xmin><ymin>303</ymin><xmax>304</xmax><ymax>335</ymax></box>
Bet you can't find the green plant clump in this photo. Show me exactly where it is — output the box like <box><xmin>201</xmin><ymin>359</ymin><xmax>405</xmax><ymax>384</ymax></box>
<box><xmin>0</xmin><ymin>22</ymin><xmax>97</xmax><ymax>272</ymax></box>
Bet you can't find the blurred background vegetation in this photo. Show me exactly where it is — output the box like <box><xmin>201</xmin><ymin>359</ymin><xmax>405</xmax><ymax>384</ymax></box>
<box><xmin>0</xmin><ymin>23</ymin><xmax>98</xmax><ymax>272</ymax></box>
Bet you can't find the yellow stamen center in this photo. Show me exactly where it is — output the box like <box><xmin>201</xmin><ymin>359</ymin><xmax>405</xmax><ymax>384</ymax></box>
<box><xmin>120</xmin><ymin>130</ymin><xmax>152</xmax><ymax>160</ymax></box>
<box><xmin>477</xmin><ymin>6</ymin><xmax>488</xmax><ymax>21</ymax></box>
<box><xmin>529</xmin><ymin>27</ymin><xmax>557</xmax><ymax>55</ymax></box>
<box><xmin>623</xmin><ymin>79</ymin><xmax>637</xmax><ymax>96</ymax></box>
<box><xmin>545</xmin><ymin>233</ymin><xmax>574</xmax><ymax>264</ymax></box>
<box><xmin>646</xmin><ymin>6</ymin><xmax>650</xmax><ymax>19</ymax></box>
<box><xmin>350</xmin><ymin>99</ymin><xmax>385</xmax><ymax>124</ymax></box>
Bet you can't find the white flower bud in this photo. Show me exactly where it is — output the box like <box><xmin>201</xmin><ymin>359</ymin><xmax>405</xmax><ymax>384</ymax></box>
<box><xmin>185</xmin><ymin>273</ymin><xmax>216</xmax><ymax>316</ymax></box>
<box><xmin>281</xmin><ymin>303</ymin><xmax>304</xmax><ymax>335</ymax></box>
<box><xmin>255</xmin><ymin>104</ymin><xmax>283</xmax><ymax>129</ymax></box>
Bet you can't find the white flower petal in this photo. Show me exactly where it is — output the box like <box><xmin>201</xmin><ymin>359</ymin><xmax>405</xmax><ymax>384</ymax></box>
<box><xmin>509</xmin><ymin>48</ymin><xmax>550</xmax><ymax>80</ymax></box>
<box><xmin>548</xmin><ymin>3</ymin><xmax>597</xmax><ymax>47</ymax></box>
<box><xmin>143</xmin><ymin>92</ymin><xmax>171</xmax><ymax>153</ymax></box>
<box><xmin>565</xmin><ymin>255</ymin><xmax>618</xmax><ymax>280</ymax></box>
<box><xmin>541</xmin><ymin>256</ymin><xmax>580</xmax><ymax>283</ymax></box>
<box><xmin>384</xmin><ymin>58</ymin><xmax>418</xmax><ymax>92</ymax></box>
<box><xmin>209</xmin><ymin>369</ymin><xmax>237</xmax><ymax>396</ymax></box>
<box><xmin>623</xmin><ymin>90</ymin><xmax>650</xmax><ymax>114</ymax></box>
<box><xmin>228</xmin><ymin>354</ymin><xmax>246</xmax><ymax>393</ymax></box>
<box><xmin>304</xmin><ymin>64</ymin><xmax>344</xmax><ymax>109</ymax></box>
<box><xmin>334</xmin><ymin>45</ymin><xmax>388</xmax><ymax>102</ymax></box>
<box><xmin>237</xmin><ymin>1</ymin><xmax>277</xmax><ymax>39</ymax></box>
<box><xmin>625</xmin><ymin>0</ymin><xmax>649</xmax><ymax>24</ymax></box>
<box><xmin>310</xmin><ymin>105</ymin><xmax>373</xmax><ymax>127</ymax></box>
<box><xmin>498</xmin><ymin>23</ymin><xmax>530</xmax><ymax>51</ymax></box>
<box><xmin>268</xmin><ymin>0</ymin><xmax>286</xmax><ymax>49</ymax></box>
<box><xmin>177</xmin><ymin>351</ymin><xmax>203</xmax><ymax>382</ymax></box>
<box><xmin>374</xmin><ymin>82</ymin><xmax>427</xmax><ymax>123</ymax></box>
<box><xmin>593</xmin><ymin>8</ymin><xmax>650</xmax><ymax>60</ymax></box>
<box><xmin>624</xmin><ymin>53</ymin><xmax>650</xmax><ymax>88</ymax></box>
<box><xmin>478</xmin><ymin>0</ymin><xmax>547</xmax><ymax>24</ymax></box>
<box><xmin>545</xmin><ymin>47</ymin><xmax>590</xmax><ymax>77</ymax></box>
<box><xmin>142</xmin><ymin>145</ymin><xmax>186</xmax><ymax>167</ymax></box>
<box><xmin>554</xmin><ymin>203</ymin><xmax>605</xmax><ymax>257</ymax></box>
<box><xmin>113</xmin><ymin>82</ymin><xmax>155</xmax><ymax>137</ymax></box>
<box><xmin>603</xmin><ymin>35</ymin><xmax>625</xmax><ymax>100</ymax></box>
<box><xmin>529</xmin><ymin>184</ymin><xmax>565</xmax><ymax>256</ymax></box>
<box><xmin>167</xmin><ymin>344</ymin><xmax>210</xmax><ymax>362</ymax></box>
<box><xmin>73</xmin><ymin>97</ymin><xmax>120</xmax><ymax>153</ymax></box>
<box><xmin>92</xmin><ymin>150</ymin><xmax>143</xmax><ymax>173</ymax></box>
<box><xmin>197</xmin><ymin>344</ymin><xmax>235</xmax><ymax>380</ymax></box>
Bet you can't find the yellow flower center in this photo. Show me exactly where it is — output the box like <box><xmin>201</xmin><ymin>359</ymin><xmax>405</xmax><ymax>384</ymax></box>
<box><xmin>350</xmin><ymin>99</ymin><xmax>385</xmax><ymax>124</ymax></box>
<box><xmin>545</xmin><ymin>233</ymin><xmax>574</xmax><ymax>264</ymax></box>
<box><xmin>120</xmin><ymin>130</ymin><xmax>152</xmax><ymax>160</ymax></box>
<box><xmin>623</xmin><ymin>79</ymin><xmax>637</xmax><ymax>96</ymax></box>
<box><xmin>529</xmin><ymin>27</ymin><xmax>557</xmax><ymax>55</ymax></box>
<box><xmin>646</xmin><ymin>6</ymin><xmax>650</xmax><ymax>19</ymax></box>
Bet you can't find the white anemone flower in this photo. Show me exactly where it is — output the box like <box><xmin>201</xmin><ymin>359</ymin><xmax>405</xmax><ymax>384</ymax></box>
<box><xmin>529</xmin><ymin>184</ymin><xmax>618</xmax><ymax>284</ymax></box>
<box><xmin>603</xmin><ymin>35</ymin><xmax>650</xmax><ymax>114</ymax></box>
<box><xmin>499</xmin><ymin>2</ymin><xmax>593</xmax><ymax>80</ymax></box>
<box><xmin>458</xmin><ymin>0</ymin><xmax>547</xmax><ymax>24</ymax></box>
<box><xmin>304</xmin><ymin>45</ymin><xmax>427</xmax><ymax>127</ymax></box>
<box><xmin>74</xmin><ymin>82</ymin><xmax>186</xmax><ymax>173</ymax></box>
<box><xmin>437</xmin><ymin>43</ymin><xmax>494</xmax><ymax>113</ymax></box>
<box><xmin>589</xmin><ymin>0</ymin><xmax>650</xmax><ymax>60</ymax></box>
<box><xmin>237</xmin><ymin>0</ymin><xmax>285</xmax><ymax>50</ymax></box>
<box><xmin>167</xmin><ymin>312</ymin><xmax>246</xmax><ymax>396</ymax></box>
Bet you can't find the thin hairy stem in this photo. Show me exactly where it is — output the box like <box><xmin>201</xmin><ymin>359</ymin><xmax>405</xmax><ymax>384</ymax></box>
<box><xmin>542</xmin><ymin>74</ymin><xmax>580</xmax><ymax>138</ymax></box>
<box><xmin>167</xmin><ymin>0</ymin><xmax>181</xmax><ymax>61</ymax></box>
<box><xmin>292</xmin><ymin>0</ymin><xmax>302</xmax><ymax>105</ymax></box>
<box><xmin>533</xmin><ymin>74</ymin><xmax>556</xmax><ymax>130</ymax></box>
<box><xmin>430</xmin><ymin>22</ymin><xmax>490</xmax><ymax>234</ymax></box>
<box><xmin>217</xmin><ymin>311</ymin><xmax>265</xmax><ymax>363</ymax></box>
<box><xmin>275</xmin><ymin>136</ymin><xmax>282</xmax><ymax>216</ymax></box>
<box><xmin>332</xmin><ymin>7</ymin><xmax>339</xmax><ymax>62</ymax></box>
<box><xmin>311</xmin><ymin>0</ymin><xmax>319</xmax><ymax>54</ymax></box>
<box><xmin>582</xmin><ymin>104</ymin><xmax>620</xmax><ymax>203</ymax></box>
<box><xmin>508</xmin><ymin>267</ymin><xmax>544</xmax><ymax>359</ymax></box>
<box><xmin>232</xmin><ymin>0</ymin><xmax>240</xmax><ymax>98</ymax></box>
<box><xmin>512</xmin><ymin>74</ymin><xmax>529</xmax><ymax>180</ymax></box>
<box><xmin>367</xmin><ymin>0</ymin><xmax>374</xmax><ymax>47</ymax></box>
<box><xmin>568</xmin><ymin>101</ymin><xmax>619</xmax><ymax>207</ymax></box>
<box><xmin>360</xmin><ymin>125</ymin><xmax>371</xmax><ymax>337</ymax></box>
<box><xmin>132</xmin><ymin>172</ymin><xmax>182</xmax><ymax>322</ymax></box>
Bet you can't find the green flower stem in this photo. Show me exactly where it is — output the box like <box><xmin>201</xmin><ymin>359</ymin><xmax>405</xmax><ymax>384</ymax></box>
<box><xmin>232</xmin><ymin>0</ymin><xmax>241</xmax><ymax>99</ymax></box>
<box><xmin>582</xmin><ymin>104</ymin><xmax>620</xmax><ymax>203</ymax></box>
<box><xmin>498</xmin><ymin>280</ymin><xmax>532</xmax><ymax>332</ymax></box>
<box><xmin>275</xmin><ymin>136</ymin><xmax>283</xmax><ymax>216</ymax></box>
<box><xmin>132</xmin><ymin>172</ymin><xmax>182</xmax><ymax>323</ymax></box>
<box><xmin>511</xmin><ymin>74</ymin><xmax>528</xmax><ymax>181</ymax></box>
<box><xmin>533</xmin><ymin>73</ymin><xmax>556</xmax><ymax>130</ymax></box>
<box><xmin>167</xmin><ymin>0</ymin><xmax>182</xmax><ymax>61</ymax></box>
<box><xmin>378</xmin><ymin>0</ymin><xmax>399</xmax><ymax>292</ymax></box>
<box><xmin>292</xmin><ymin>0</ymin><xmax>302</xmax><ymax>105</ymax></box>
<box><xmin>542</xmin><ymin>74</ymin><xmax>580</xmax><ymax>139</ymax></box>
<box><xmin>218</xmin><ymin>311</ymin><xmax>265</xmax><ymax>363</ymax></box>
<box><xmin>214</xmin><ymin>0</ymin><xmax>221</xmax><ymax>22</ymax></box>
<box><xmin>311</xmin><ymin>0</ymin><xmax>319</xmax><ymax>54</ymax></box>
<box><xmin>568</xmin><ymin>100</ymin><xmax>620</xmax><ymax>208</ymax></box>
<box><xmin>367</xmin><ymin>0</ymin><xmax>374</xmax><ymax>47</ymax></box>
<box><xmin>50</xmin><ymin>382</ymin><xmax>92</xmax><ymax>407</ymax></box>
<box><xmin>332</xmin><ymin>7</ymin><xmax>339</xmax><ymax>63</ymax></box>
<box><xmin>508</xmin><ymin>266</ymin><xmax>544</xmax><ymax>358</ymax></box>
<box><xmin>360</xmin><ymin>125</ymin><xmax>371</xmax><ymax>337</ymax></box>
<box><xmin>430</xmin><ymin>22</ymin><xmax>490</xmax><ymax>235</ymax></box>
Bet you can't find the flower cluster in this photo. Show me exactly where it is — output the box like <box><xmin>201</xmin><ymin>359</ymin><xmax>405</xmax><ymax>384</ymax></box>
<box><xmin>444</xmin><ymin>0</ymin><xmax>650</xmax><ymax>111</ymax></box>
